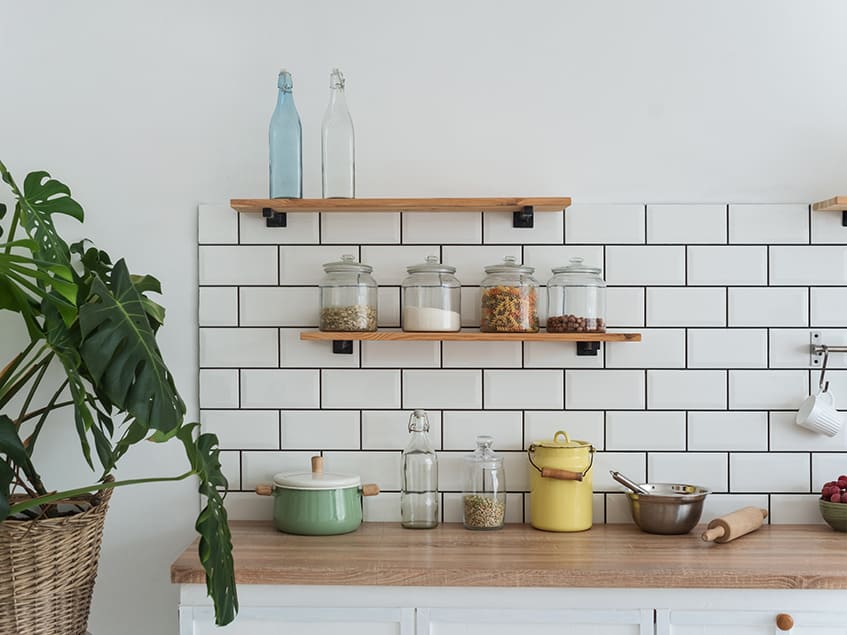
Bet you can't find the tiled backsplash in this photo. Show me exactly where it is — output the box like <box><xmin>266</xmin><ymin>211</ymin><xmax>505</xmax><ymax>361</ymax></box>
<box><xmin>198</xmin><ymin>203</ymin><xmax>847</xmax><ymax>525</ymax></box>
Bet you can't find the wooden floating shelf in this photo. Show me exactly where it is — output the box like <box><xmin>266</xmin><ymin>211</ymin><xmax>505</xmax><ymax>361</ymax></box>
<box><xmin>231</xmin><ymin>196</ymin><xmax>571</xmax><ymax>214</ymax></box>
<box><xmin>301</xmin><ymin>330</ymin><xmax>640</xmax><ymax>356</ymax></box>
<box><xmin>812</xmin><ymin>196</ymin><xmax>847</xmax><ymax>227</ymax></box>
<box><xmin>812</xmin><ymin>196</ymin><xmax>847</xmax><ymax>212</ymax></box>
<box><xmin>300</xmin><ymin>330</ymin><xmax>640</xmax><ymax>343</ymax></box>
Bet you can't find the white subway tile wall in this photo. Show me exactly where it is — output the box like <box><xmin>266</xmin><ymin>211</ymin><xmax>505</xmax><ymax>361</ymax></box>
<box><xmin>198</xmin><ymin>202</ymin><xmax>847</xmax><ymax>525</ymax></box>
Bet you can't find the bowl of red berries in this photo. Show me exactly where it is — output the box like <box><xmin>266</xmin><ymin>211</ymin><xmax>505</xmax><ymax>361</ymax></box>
<box><xmin>819</xmin><ymin>476</ymin><xmax>847</xmax><ymax>532</ymax></box>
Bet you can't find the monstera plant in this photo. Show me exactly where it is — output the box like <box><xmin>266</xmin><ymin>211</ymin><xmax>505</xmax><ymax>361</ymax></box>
<box><xmin>0</xmin><ymin>161</ymin><xmax>237</xmax><ymax>626</ymax></box>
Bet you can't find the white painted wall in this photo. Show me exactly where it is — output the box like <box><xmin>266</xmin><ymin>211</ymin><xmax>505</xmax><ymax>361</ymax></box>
<box><xmin>2</xmin><ymin>1</ymin><xmax>847</xmax><ymax>633</ymax></box>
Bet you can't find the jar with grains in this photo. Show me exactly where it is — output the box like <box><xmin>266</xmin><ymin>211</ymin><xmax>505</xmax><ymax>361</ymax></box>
<box><xmin>401</xmin><ymin>256</ymin><xmax>461</xmax><ymax>332</ymax></box>
<box><xmin>479</xmin><ymin>256</ymin><xmax>539</xmax><ymax>332</ymax></box>
<box><xmin>546</xmin><ymin>257</ymin><xmax>606</xmax><ymax>333</ymax></box>
<box><xmin>463</xmin><ymin>436</ymin><xmax>505</xmax><ymax>530</ymax></box>
<box><xmin>319</xmin><ymin>254</ymin><xmax>378</xmax><ymax>332</ymax></box>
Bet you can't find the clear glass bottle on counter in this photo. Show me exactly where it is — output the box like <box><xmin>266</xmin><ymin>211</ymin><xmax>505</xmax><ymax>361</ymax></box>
<box><xmin>319</xmin><ymin>254</ymin><xmax>377</xmax><ymax>332</ymax></box>
<box><xmin>321</xmin><ymin>68</ymin><xmax>355</xmax><ymax>198</ymax></box>
<box><xmin>401</xmin><ymin>409</ymin><xmax>439</xmax><ymax>529</ymax></box>
<box><xmin>463</xmin><ymin>436</ymin><xmax>505</xmax><ymax>530</ymax></box>
<box><xmin>479</xmin><ymin>256</ymin><xmax>539</xmax><ymax>333</ymax></box>
<box><xmin>269</xmin><ymin>69</ymin><xmax>303</xmax><ymax>199</ymax></box>
<box><xmin>401</xmin><ymin>256</ymin><xmax>461</xmax><ymax>332</ymax></box>
<box><xmin>546</xmin><ymin>257</ymin><xmax>606</xmax><ymax>333</ymax></box>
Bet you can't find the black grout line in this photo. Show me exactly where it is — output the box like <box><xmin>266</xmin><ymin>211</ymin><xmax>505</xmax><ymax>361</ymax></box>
<box><xmin>199</xmin><ymin>241</ymin><xmax>847</xmax><ymax>248</ymax></box>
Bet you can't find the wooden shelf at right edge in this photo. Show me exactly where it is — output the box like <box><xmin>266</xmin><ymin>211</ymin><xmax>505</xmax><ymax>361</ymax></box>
<box><xmin>812</xmin><ymin>196</ymin><xmax>847</xmax><ymax>212</ymax></box>
<box><xmin>812</xmin><ymin>196</ymin><xmax>847</xmax><ymax>226</ymax></box>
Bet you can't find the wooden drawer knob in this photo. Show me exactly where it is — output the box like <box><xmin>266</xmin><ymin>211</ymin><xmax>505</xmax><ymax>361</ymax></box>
<box><xmin>776</xmin><ymin>613</ymin><xmax>794</xmax><ymax>631</ymax></box>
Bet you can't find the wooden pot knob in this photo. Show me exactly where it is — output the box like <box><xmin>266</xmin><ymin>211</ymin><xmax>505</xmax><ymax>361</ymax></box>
<box><xmin>775</xmin><ymin>613</ymin><xmax>794</xmax><ymax>631</ymax></box>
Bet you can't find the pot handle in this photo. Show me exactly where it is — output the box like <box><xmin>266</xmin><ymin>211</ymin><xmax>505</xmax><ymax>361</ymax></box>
<box><xmin>255</xmin><ymin>484</ymin><xmax>273</xmax><ymax>496</ymax></box>
<box><xmin>361</xmin><ymin>483</ymin><xmax>380</xmax><ymax>497</ymax></box>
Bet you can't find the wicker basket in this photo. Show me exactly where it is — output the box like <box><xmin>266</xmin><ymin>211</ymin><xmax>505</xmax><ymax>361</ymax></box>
<box><xmin>0</xmin><ymin>479</ymin><xmax>114</xmax><ymax>635</ymax></box>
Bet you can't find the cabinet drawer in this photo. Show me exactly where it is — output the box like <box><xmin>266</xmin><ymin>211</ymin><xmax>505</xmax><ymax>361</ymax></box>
<box><xmin>657</xmin><ymin>610</ymin><xmax>847</xmax><ymax>635</ymax></box>
<box><xmin>418</xmin><ymin>608</ymin><xmax>654</xmax><ymax>635</ymax></box>
<box><xmin>182</xmin><ymin>606</ymin><xmax>414</xmax><ymax>635</ymax></box>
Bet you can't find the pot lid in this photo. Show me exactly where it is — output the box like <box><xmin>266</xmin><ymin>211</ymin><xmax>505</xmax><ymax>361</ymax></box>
<box><xmin>272</xmin><ymin>456</ymin><xmax>361</xmax><ymax>490</ymax></box>
<box><xmin>483</xmin><ymin>255</ymin><xmax>535</xmax><ymax>275</ymax></box>
<box><xmin>531</xmin><ymin>430</ymin><xmax>592</xmax><ymax>449</ymax></box>
<box><xmin>322</xmin><ymin>254</ymin><xmax>373</xmax><ymax>274</ymax></box>
<box><xmin>273</xmin><ymin>470</ymin><xmax>361</xmax><ymax>490</ymax></box>
<box><xmin>407</xmin><ymin>255</ymin><xmax>456</xmax><ymax>275</ymax></box>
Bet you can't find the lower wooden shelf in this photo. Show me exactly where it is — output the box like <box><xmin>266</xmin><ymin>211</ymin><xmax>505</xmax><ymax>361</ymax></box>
<box><xmin>300</xmin><ymin>330</ymin><xmax>640</xmax><ymax>342</ymax></box>
<box><xmin>299</xmin><ymin>330</ymin><xmax>641</xmax><ymax>355</ymax></box>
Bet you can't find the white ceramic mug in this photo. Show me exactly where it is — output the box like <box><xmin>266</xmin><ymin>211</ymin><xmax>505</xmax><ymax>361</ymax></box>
<box><xmin>796</xmin><ymin>390</ymin><xmax>843</xmax><ymax>437</ymax></box>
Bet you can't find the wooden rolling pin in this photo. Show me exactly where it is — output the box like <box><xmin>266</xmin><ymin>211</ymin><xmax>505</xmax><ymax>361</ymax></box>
<box><xmin>701</xmin><ymin>507</ymin><xmax>768</xmax><ymax>543</ymax></box>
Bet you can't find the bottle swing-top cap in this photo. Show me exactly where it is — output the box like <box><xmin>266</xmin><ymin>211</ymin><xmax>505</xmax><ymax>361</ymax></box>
<box><xmin>330</xmin><ymin>68</ymin><xmax>345</xmax><ymax>89</ymax></box>
<box><xmin>278</xmin><ymin>69</ymin><xmax>293</xmax><ymax>91</ymax></box>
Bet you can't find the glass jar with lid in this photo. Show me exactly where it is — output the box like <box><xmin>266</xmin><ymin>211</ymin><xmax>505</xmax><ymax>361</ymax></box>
<box><xmin>463</xmin><ymin>435</ymin><xmax>506</xmax><ymax>530</ymax></box>
<box><xmin>319</xmin><ymin>254</ymin><xmax>377</xmax><ymax>332</ymax></box>
<box><xmin>546</xmin><ymin>257</ymin><xmax>606</xmax><ymax>333</ymax></box>
<box><xmin>480</xmin><ymin>256</ymin><xmax>539</xmax><ymax>332</ymax></box>
<box><xmin>401</xmin><ymin>256</ymin><xmax>461</xmax><ymax>332</ymax></box>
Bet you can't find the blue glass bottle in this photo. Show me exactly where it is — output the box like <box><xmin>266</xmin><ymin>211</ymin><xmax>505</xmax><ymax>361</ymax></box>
<box><xmin>269</xmin><ymin>69</ymin><xmax>302</xmax><ymax>199</ymax></box>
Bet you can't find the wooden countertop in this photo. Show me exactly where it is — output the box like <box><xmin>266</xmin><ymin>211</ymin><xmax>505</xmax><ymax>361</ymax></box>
<box><xmin>171</xmin><ymin>521</ymin><xmax>847</xmax><ymax>589</ymax></box>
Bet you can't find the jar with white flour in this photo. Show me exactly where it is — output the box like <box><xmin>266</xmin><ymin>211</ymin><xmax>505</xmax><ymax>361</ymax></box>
<box><xmin>401</xmin><ymin>256</ymin><xmax>461</xmax><ymax>332</ymax></box>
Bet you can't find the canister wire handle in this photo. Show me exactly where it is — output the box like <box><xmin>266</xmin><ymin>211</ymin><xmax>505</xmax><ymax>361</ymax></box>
<box><xmin>527</xmin><ymin>439</ymin><xmax>595</xmax><ymax>482</ymax></box>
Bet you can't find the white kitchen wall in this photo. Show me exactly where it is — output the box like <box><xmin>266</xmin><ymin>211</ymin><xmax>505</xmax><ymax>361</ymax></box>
<box><xmin>4</xmin><ymin>1</ymin><xmax>847</xmax><ymax>634</ymax></box>
<box><xmin>200</xmin><ymin>202</ymin><xmax>847</xmax><ymax>527</ymax></box>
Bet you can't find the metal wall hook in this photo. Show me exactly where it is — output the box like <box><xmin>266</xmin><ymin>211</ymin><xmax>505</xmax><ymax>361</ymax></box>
<box><xmin>819</xmin><ymin>345</ymin><xmax>830</xmax><ymax>393</ymax></box>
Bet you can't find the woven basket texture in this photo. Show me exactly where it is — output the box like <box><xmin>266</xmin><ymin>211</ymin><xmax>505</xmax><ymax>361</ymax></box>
<box><xmin>0</xmin><ymin>480</ymin><xmax>113</xmax><ymax>635</ymax></box>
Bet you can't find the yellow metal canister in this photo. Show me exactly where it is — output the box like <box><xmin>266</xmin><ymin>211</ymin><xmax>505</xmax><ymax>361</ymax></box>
<box><xmin>528</xmin><ymin>430</ymin><xmax>595</xmax><ymax>532</ymax></box>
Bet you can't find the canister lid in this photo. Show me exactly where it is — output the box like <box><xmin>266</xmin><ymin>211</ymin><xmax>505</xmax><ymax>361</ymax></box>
<box><xmin>464</xmin><ymin>435</ymin><xmax>503</xmax><ymax>467</ymax></box>
<box><xmin>406</xmin><ymin>255</ymin><xmax>456</xmax><ymax>275</ymax></box>
<box><xmin>273</xmin><ymin>470</ymin><xmax>361</xmax><ymax>490</ymax></box>
<box><xmin>531</xmin><ymin>430</ymin><xmax>592</xmax><ymax>449</ymax></box>
<box><xmin>551</xmin><ymin>257</ymin><xmax>601</xmax><ymax>276</ymax></box>
<box><xmin>484</xmin><ymin>255</ymin><xmax>535</xmax><ymax>275</ymax></box>
<box><xmin>322</xmin><ymin>254</ymin><xmax>373</xmax><ymax>274</ymax></box>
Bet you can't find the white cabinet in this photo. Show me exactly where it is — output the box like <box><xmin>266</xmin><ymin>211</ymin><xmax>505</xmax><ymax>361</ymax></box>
<box><xmin>419</xmin><ymin>608</ymin><xmax>653</xmax><ymax>635</ymax></box>
<box><xmin>181</xmin><ymin>606</ymin><xmax>414</xmax><ymax>635</ymax></box>
<box><xmin>657</xmin><ymin>610</ymin><xmax>847</xmax><ymax>635</ymax></box>
<box><xmin>177</xmin><ymin>586</ymin><xmax>847</xmax><ymax>635</ymax></box>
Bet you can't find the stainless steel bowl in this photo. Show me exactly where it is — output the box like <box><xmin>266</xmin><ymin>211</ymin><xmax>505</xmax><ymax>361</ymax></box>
<box><xmin>625</xmin><ymin>483</ymin><xmax>710</xmax><ymax>535</ymax></box>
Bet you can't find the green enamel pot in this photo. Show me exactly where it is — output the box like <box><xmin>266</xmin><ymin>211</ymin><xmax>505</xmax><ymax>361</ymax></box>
<box><xmin>256</xmin><ymin>456</ymin><xmax>379</xmax><ymax>535</ymax></box>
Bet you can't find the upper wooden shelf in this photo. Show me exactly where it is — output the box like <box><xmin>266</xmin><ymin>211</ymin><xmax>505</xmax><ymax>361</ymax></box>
<box><xmin>231</xmin><ymin>197</ymin><xmax>571</xmax><ymax>214</ymax></box>
<box><xmin>812</xmin><ymin>196</ymin><xmax>847</xmax><ymax>212</ymax></box>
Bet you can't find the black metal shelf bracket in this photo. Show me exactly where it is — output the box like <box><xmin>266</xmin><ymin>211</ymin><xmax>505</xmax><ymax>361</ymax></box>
<box><xmin>332</xmin><ymin>340</ymin><xmax>354</xmax><ymax>354</ymax></box>
<box><xmin>576</xmin><ymin>341</ymin><xmax>601</xmax><ymax>356</ymax></box>
<box><xmin>263</xmin><ymin>207</ymin><xmax>287</xmax><ymax>227</ymax></box>
<box><xmin>842</xmin><ymin>210</ymin><xmax>847</xmax><ymax>227</ymax></box>
<box><xmin>513</xmin><ymin>206</ymin><xmax>534</xmax><ymax>228</ymax></box>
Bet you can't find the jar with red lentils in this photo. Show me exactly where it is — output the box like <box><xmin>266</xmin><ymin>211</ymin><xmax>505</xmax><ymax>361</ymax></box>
<box><xmin>479</xmin><ymin>257</ymin><xmax>539</xmax><ymax>333</ymax></box>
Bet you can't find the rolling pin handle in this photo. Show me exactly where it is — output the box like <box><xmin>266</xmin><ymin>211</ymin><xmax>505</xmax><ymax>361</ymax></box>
<box><xmin>775</xmin><ymin>612</ymin><xmax>794</xmax><ymax>631</ymax></box>
<box><xmin>255</xmin><ymin>484</ymin><xmax>273</xmax><ymax>496</ymax></box>
<box><xmin>701</xmin><ymin>526</ymin><xmax>726</xmax><ymax>542</ymax></box>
